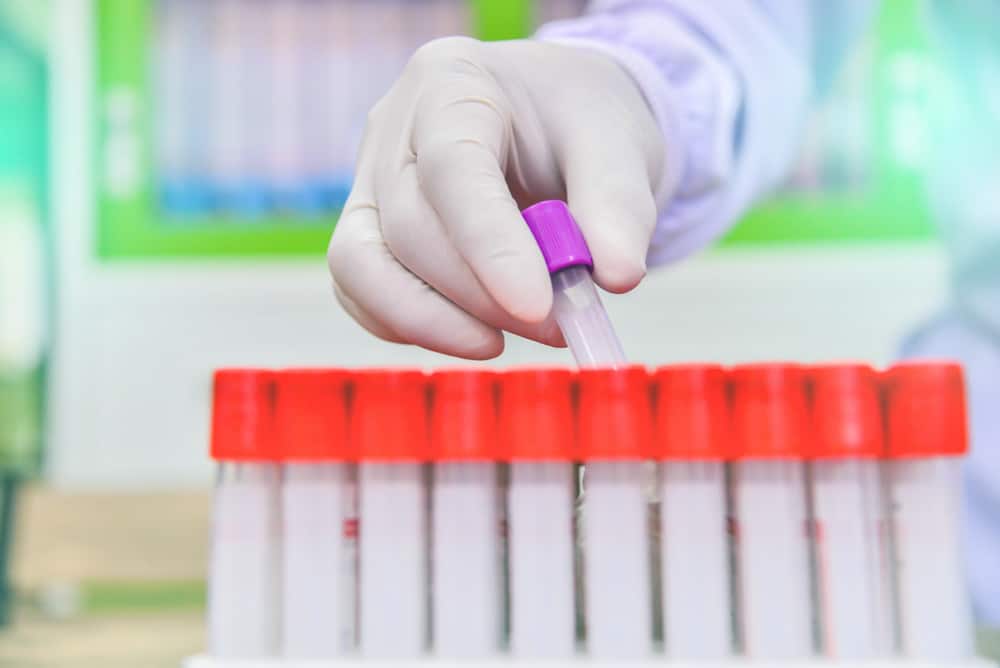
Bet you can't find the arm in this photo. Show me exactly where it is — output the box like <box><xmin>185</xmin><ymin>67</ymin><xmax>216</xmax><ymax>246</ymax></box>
<box><xmin>540</xmin><ymin>0</ymin><xmax>876</xmax><ymax>264</ymax></box>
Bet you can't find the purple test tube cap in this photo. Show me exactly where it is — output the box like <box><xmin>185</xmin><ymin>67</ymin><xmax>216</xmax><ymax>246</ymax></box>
<box><xmin>522</xmin><ymin>200</ymin><xmax>594</xmax><ymax>274</ymax></box>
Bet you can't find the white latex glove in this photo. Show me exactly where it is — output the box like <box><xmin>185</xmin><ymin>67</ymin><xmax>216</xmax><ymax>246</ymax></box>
<box><xmin>328</xmin><ymin>37</ymin><xmax>667</xmax><ymax>359</ymax></box>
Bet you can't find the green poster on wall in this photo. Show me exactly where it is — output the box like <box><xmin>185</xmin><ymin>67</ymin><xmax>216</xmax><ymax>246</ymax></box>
<box><xmin>93</xmin><ymin>0</ymin><xmax>936</xmax><ymax>260</ymax></box>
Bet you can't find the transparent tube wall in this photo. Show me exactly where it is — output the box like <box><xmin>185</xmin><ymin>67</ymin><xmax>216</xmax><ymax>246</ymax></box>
<box><xmin>733</xmin><ymin>459</ymin><xmax>812</xmax><ymax>659</ymax></box>
<box><xmin>431</xmin><ymin>461</ymin><xmax>501</xmax><ymax>657</ymax></box>
<box><xmin>551</xmin><ymin>266</ymin><xmax>626</xmax><ymax>368</ymax></box>
<box><xmin>660</xmin><ymin>460</ymin><xmax>731</xmax><ymax>659</ymax></box>
<box><xmin>508</xmin><ymin>461</ymin><xmax>576</xmax><ymax>658</ymax></box>
<box><xmin>582</xmin><ymin>460</ymin><xmax>652</xmax><ymax>658</ymax></box>
<box><xmin>359</xmin><ymin>462</ymin><xmax>427</xmax><ymax>657</ymax></box>
<box><xmin>811</xmin><ymin>458</ymin><xmax>893</xmax><ymax>659</ymax></box>
<box><xmin>281</xmin><ymin>462</ymin><xmax>355</xmax><ymax>658</ymax></box>
<box><xmin>890</xmin><ymin>457</ymin><xmax>973</xmax><ymax>661</ymax></box>
<box><xmin>207</xmin><ymin>462</ymin><xmax>281</xmax><ymax>659</ymax></box>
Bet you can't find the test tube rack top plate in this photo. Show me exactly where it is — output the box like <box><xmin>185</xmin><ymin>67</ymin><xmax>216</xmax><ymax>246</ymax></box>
<box><xmin>185</xmin><ymin>657</ymin><xmax>997</xmax><ymax>667</ymax></box>
<box><xmin>204</xmin><ymin>365</ymin><xmax>982</xmax><ymax>666</ymax></box>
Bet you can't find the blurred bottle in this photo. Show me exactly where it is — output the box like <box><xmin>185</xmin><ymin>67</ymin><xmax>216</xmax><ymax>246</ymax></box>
<box><xmin>0</xmin><ymin>17</ymin><xmax>47</xmax><ymax>477</ymax></box>
<box><xmin>154</xmin><ymin>0</ymin><xmax>211</xmax><ymax>216</ymax></box>
<box><xmin>265</xmin><ymin>0</ymin><xmax>323</xmax><ymax>216</ymax></box>
<box><xmin>206</xmin><ymin>0</ymin><xmax>269</xmax><ymax>217</ymax></box>
<box><xmin>311</xmin><ymin>0</ymin><xmax>358</xmax><ymax>210</ymax></box>
<box><xmin>535</xmin><ymin>0</ymin><xmax>586</xmax><ymax>25</ymax></box>
<box><xmin>0</xmin><ymin>14</ymin><xmax>48</xmax><ymax>630</ymax></box>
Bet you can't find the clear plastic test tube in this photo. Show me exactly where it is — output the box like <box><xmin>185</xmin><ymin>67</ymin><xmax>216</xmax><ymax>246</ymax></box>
<box><xmin>354</xmin><ymin>369</ymin><xmax>429</xmax><ymax>658</ymax></box>
<box><xmin>653</xmin><ymin>365</ymin><xmax>733</xmax><ymax>660</ymax></box>
<box><xmin>885</xmin><ymin>362</ymin><xmax>974</xmax><ymax>662</ymax></box>
<box><xmin>500</xmin><ymin>368</ymin><xmax>577</xmax><ymax>659</ymax></box>
<box><xmin>807</xmin><ymin>364</ymin><xmax>893</xmax><ymax>659</ymax></box>
<box><xmin>522</xmin><ymin>200</ymin><xmax>626</xmax><ymax>368</ymax></box>
<box><xmin>576</xmin><ymin>366</ymin><xmax>654</xmax><ymax>659</ymax></box>
<box><xmin>274</xmin><ymin>369</ymin><xmax>356</xmax><ymax>659</ymax></box>
<box><xmin>153</xmin><ymin>0</ymin><xmax>210</xmax><ymax>214</ymax></box>
<box><xmin>207</xmin><ymin>0</ymin><xmax>254</xmax><ymax>213</ymax></box>
<box><xmin>429</xmin><ymin>370</ymin><xmax>502</xmax><ymax>658</ymax></box>
<box><xmin>730</xmin><ymin>364</ymin><xmax>813</xmax><ymax>659</ymax></box>
<box><xmin>264</xmin><ymin>0</ymin><xmax>315</xmax><ymax>213</ymax></box>
<box><xmin>207</xmin><ymin>369</ymin><xmax>281</xmax><ymax>659</ymax></box>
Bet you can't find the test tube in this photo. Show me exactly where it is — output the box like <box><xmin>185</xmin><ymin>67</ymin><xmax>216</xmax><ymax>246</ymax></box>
<box><xmin>274</xmin><ymin>369</ymin><xmax>356</xmax><ymax>659</ymax></box>
<box><xmin>577</xmin><ymin>366</ymin><xmax>654</xmax><ymax>659</ymax></box>
<box><xmin>500</xmin><ymin>368</ymin><xmax>577</xmax><ymax>659</ymax></box>
<box><xmin>730</xmin><ymin>364</ymin><xmax>813</xmax><ymax>659</ymax></box>
<box><xmin>653</xmin><ymin>364</ymin><xmax>733</xmax><ymax>660</ymax></box>
<box><xmin>522</xmin><ymin>201</ymin><xmax>626</xmax><ymax>368</ymax></box>
<box><xmin>206</xmin><ymin>0</ymin><xmax>272</xmax><ymax>215</ymax></box>
<box><xmin>536</xmin><ymin>0</ymin><xmax>587</xmax><ymax>24</ymax></box>
<box><xmin>264</xmin><ymin>0</ymin><xmax>318</xmax><ymax>214</ymax></box>
<box><xmin>885</xmin><ymin>362</ymin><xmax>974</xmax><ymax>661</ymax></box>
<box><xmin>355</xmin><ymin>369</ymin><xmax>429</xmax><ymax>658</ymax></box>
<box><xmin>307</xmin><ymin>0</ymin><xmax>355</xmax><ymax>209</ymax></box>
<box><xmin>207</xmin><ymin>369</ymin><xmax>281</xmax><ymax>659</ymax></box>
<box><xmin>429</xmin><ymin>370</ymin><xmax>502</xmax><ymax>657</ymax></box>
<box><xmin>807</xmin><ymin>364</ymin><xmax>893</xmax><ymax>659</ymax></box>
<box><xmin>153</xmin><ymin>0</ymin><xmax>210</xmax><ymax>214</ymax></box>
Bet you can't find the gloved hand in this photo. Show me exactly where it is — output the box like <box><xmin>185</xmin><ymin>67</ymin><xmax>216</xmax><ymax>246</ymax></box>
<box><xmin>328</xmin><ymin>37</ymin><xmax>668</xmax><ymax>359</ymax></box>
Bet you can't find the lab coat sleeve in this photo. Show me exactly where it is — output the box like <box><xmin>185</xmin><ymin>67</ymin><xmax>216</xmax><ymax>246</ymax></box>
<box><xmin>537</xmin><ymin>1</ymin><xmax>873</xmax><ymax>265</ymax></box>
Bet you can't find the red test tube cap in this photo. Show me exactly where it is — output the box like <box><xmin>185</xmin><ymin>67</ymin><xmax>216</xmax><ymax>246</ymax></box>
<box><xmin>211</xmin><ymin>369</ymin><xmax>279</xmax><ymax>461</ymax></box>
<box><xmin>499</xmin><ymin>367</ymin><xmax>575</xmax><ymax>461</ymax></box>
<box><xmin>578</xmin><ymin>365</ymin><xmax>652</xmax><ymax>460</ymax></box>
<box><xmin>430</xmin><ymin>369</ymin><xmax>498</xmax><ymax>460</ymax></box>
<box><xmin>885</xmin><ymin>361</ymin><xmax>968</xmax><ymax>458</ymax></box>
<box><xmin>275</xmin><ymin>369</ymin><xmax>353</xmax><ymax>461</ymax></box>
<box><xmin>731</xmin><ymin>364</ymin><xmax>808</xmax><ymax>459</ymax></box>
<box><xmin>653</xmin><ymin>364</ymin><xmax>732</xmax><ymax>460</ymax></box>
<box><xmin>807</xmin><ymin>364</ymin><xmax>883</xmax><ymax>459</ymax></box>
<box><xmin>352</xmin><ymin>368</ymin><xmax>429</xmax><ymax>461</ymax></box>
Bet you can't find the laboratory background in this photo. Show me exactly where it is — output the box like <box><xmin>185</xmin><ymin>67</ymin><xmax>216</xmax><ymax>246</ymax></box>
<box><xmin>0</xmin><ymin>0</ymin><xmax>998</xmax><ymax>665</ymax></box>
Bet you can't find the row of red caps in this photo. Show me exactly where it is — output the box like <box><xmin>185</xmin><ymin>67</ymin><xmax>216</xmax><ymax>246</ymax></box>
<box><xmin>211</xmin><ymin>362</ymin><xmax>968</xmax><ymax>463</ymax></box>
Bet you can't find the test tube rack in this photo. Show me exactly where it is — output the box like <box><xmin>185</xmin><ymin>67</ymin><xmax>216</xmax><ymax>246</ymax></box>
<box><xmin>190</xmin><ymin>362</ymin><xmax>991</xmax><ymax>667</ymax></box>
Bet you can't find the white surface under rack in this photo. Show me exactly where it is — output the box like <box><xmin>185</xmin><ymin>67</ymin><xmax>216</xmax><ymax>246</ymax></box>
<box><xmin>185</xmin><ymin>656</ymin><xmax>997</xmax><ymax>668</ymax></box>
